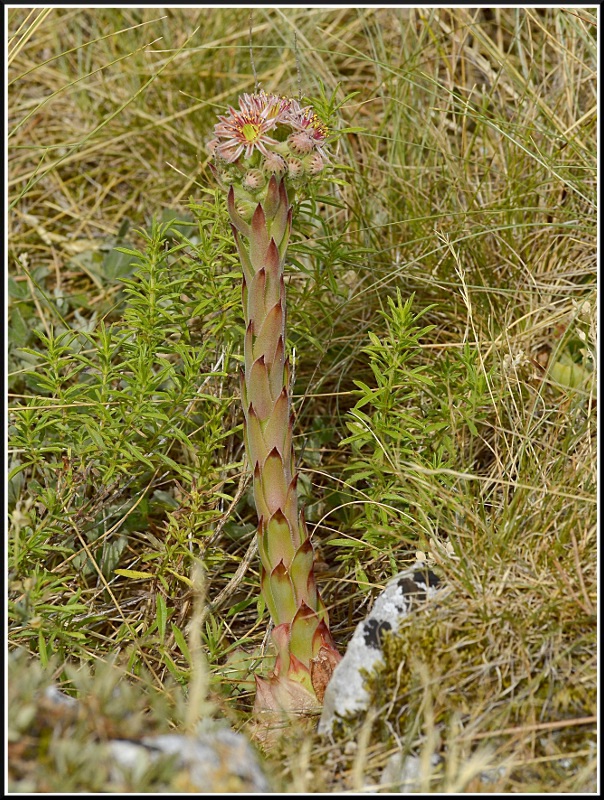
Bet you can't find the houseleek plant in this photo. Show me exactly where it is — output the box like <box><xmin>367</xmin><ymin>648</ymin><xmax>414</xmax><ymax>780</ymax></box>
<box><xmin>208</xmin><ymin>91</ymin><xmax>341</xmax><ymax>713</ymax></box>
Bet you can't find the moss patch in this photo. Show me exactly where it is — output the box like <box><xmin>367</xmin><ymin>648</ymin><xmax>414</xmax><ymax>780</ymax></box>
<box><xmin>361</xmin><ymin>562</ymin><xmax>596</xmax><ymax>790</ymax></box>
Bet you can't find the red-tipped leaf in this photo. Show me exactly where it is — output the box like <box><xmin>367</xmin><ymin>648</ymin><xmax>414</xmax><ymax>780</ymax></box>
<box><xmin>268</xmin><ymin>561</ymin><xmax>298</xmax><ymax>624</ymax></box>
<box><xmin>246</xmin><ymin>405</ymin><xmax>266</xmax><ymax>474</ymax></box>
<box><xmin>265</xmin><ymin>508</ymin><xmax>296</xmax><ymax>570</ymax></box>
<box><xmin>239</xmin><ymin>368</ymin><xmax>248</xmax><ymax>410</ymax></box>
<box><xmin>248</xmin><ymin>356</ymin><xmax>273</xmax><ymax>420</ymax></box>
<box><xmin>278</xmin><ymin>208</ymin><xmax>293</xmax><ymax>260</ymax></box>
<box><xmin>304</xmin><ymin>570</ymin><xmax>319</xmax><ymax>616</ymax></box>
<box><xmin>311</xmin><ymin>618</ymin><xmax>340</xmax><ymax>658</ymax></box>
<box><xmin>248</xmin><ymin>268</ymin><xmax>267</xmax><ymax>327</ymax></box>
<box><xmin>253</xmin><ymin>671</ymin><xmax>317</xmax><ymax>715</ymax></box>
<box><xmin>271</xmin><ymin>621</ymin><xmax>291</xmax><ymax>676</ymax></box>
<box><xmin>254</xmin><ymin>462</ymin><xmax>271</xmax><ymax>522</ymax></box>
<box><xmin>244</xmin><ymin>321</ymin><xmax>254</xmax><ymax>385</ymax></box>
<box><xmin>227</xmin><ymin>186</ymin><xmax>251</xmax><ymax>237</ymax></box>
<box><xmin>262</xmin><ymin>388</ymin><xmax>290</xmax><ymax>458</ymax></box>
<box><xmin>263</xmin><ymin>247</ymin><xmax>282</xmax><ymax>311</ymax></box>
<box><xmin>268</xmin><ymin>337</ymin><xmax>286</xmax><ymax>400</ymax></box>
<box><xmin>270</xmin><ymin>194</ymin><xmax>291</xmax><ymax>248</ymax></box>
<box><xmin>278</xmin><ymin>177</ymin><xmax>289</xmax><ymax>209</ymax></box>
<box><xmin>263</xmin><ymin>174</ymin><xmax>280</xmax><ymax>218</ymax></box>
<box><xmin>253</xmin><ymin>301</ymin><xmax>285</xmax><ymax>368</ymax></box>
<box><xmin>259</xmin><ymin>447</ymin><xmax>289</xmax><ymax>516</ymax></box>
<box><xmin>256</xmin><ymin>518</ymin><xmax>272</xmax><ymax>574</ymax></box>
<box><xmin>232</xmin><ymin>225</ymin><xmax>254</xmax><ymax>284</ymax></box>
<box><xmin>285</xmin><ymin>652</ymin><xmax>315</xmax><ymax>694</ymax></box>
<box><xmin>289</xmin><ymin>539</ymin><xmax>315</xmax><ymax>608</ymax></box>
<box><xmin>260</xmin><ymin>565</ymin><xmax>279</xmax><ymax>623</ymax></box>
<box><xmin>250</xmin><ymin>204</ymin><xmax>269</xmax><ymax>271</ymax></box>
<box><xmin>282</xmin><ymin>474</ymin><xmax>300</xmax><ymax>546</ymax></box>
<box><xmin>289</xmin><ymin>602</ymin><xmax>321</xmax><ymax>666</ymax></box>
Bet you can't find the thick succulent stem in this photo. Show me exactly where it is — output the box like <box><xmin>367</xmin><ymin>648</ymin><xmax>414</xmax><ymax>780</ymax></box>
<box><xmin>228</xmin><ymin>176</ymin><xmax>340</xmax><ymax>712</ymax></box>
<box><xmin>209</xmin><ymin>90</ymin><xmax>340</xmax><ymax>713</ymax></box>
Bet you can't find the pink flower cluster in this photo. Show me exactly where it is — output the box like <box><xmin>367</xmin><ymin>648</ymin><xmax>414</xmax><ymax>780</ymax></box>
<box><xmin>208</xmin><ymin>90</ymin><xmax>329</xmax><ymax>177</ymax></box>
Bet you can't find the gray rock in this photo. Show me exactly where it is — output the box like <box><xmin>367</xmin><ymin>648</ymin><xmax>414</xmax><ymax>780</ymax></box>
<box><xmin>43</xmin><ymin>685</ymin><xmax>78</xmax><ymax>708</ymax></box>
<box><xmin>318</xmin><ymin>563</ymin><xmax>442</xmax><ymax>736</ymax></box>
<box><xmin>39</xmin><ymin>684</ymin><xmax>271</xmax><ymax>792</ymax></box>
<box><xmin>108</xmin><ymin>725</ymin><xmax>271</xmax><ymax>793</ymax></box>
<box><xmin>380</xmin><ymin>750</ymin><xmax>510</xmax><ymax>792</ymax></box>
<box><xmin>380</xmin><ymin>752</ymin><xmax>441</xmax><ymax>793</ymax></box>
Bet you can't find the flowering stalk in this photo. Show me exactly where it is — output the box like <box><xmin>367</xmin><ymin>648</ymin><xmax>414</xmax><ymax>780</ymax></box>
<box><xmin>209</xmin><ymin>91</ymin><xmax>341</xmax><ymax>713</ymax></box>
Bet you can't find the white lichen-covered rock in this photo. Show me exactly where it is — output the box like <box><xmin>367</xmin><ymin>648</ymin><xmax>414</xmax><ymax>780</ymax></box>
<box><xmin>318</xmin><ymin>564</ymin><xmax>442</xmax><ymax>736</ymax></box>
<box><xmin>107</xmin><ymin>726</ymin><xmax>271</xmax><ymax>793</ymax></box>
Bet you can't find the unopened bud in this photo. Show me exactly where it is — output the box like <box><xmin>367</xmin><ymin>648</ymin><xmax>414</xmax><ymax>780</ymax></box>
<box><xmin>304</xmin><ymin>152</ymin><xmax>325</xmax><ymax>175</ymax></box>
<box><xmin>236</xmin><ymin>199</ymin><xmax>257</xmax><ymax>221</ymax></box>
<box><xmin>243</xmin><ymin>169</ymin><xmax>266</xmax><ymax>190</ymax></box>
<box><xmin>288</xmin><ymin>131</ymin><xmax>315</xmax><ymax>155</ymax></box>
<box><xmin>262</xmin><ymin>152</ymin><xmax>287</xmax><ymax>176</ymax></box>
<box><xmin>287</xmin><ymin>157</ymin><xmax>304</xmax><ymax>179</ymax></box>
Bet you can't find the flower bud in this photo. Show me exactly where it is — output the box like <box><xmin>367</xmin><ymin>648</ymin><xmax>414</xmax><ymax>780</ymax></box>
<box><xmin>287</xmin><ymin>131</ymin><xmax>315</xmax><ymax>155</ymax></box>
<box><xmin>262</xmin><ymin>152</ymin><xmax>287</xmax><ymax>176</ymax></box>
<box><xmin>304</xmin><ymin>153</ymin><xmax>326</xmax><ymax>175</ymax></box>
<box><xmin>236</xmin><ymin>198</ymin><xmax>257</xmax><ymax>221</ymax></box>
<box><xmin>243</xmin><ymin>169</ymin><xmax>266</xmax><ymax>190</ymax></box>
<box><xmin>287</xmin><ymin>157</ymin><xmax>304</xmax><ymax>179</ymax></box>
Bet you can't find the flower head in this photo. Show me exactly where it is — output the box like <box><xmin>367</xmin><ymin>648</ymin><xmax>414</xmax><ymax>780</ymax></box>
<box><xmin>209</xmin><ymin>90</ymin><xmax>330</xmax><ymax>199</ymax></box>
<box><xmin>211</xmin><ymin>90</ymin><xmax>292</xmax><ymax>163</ymax></box>
<box><xmin>285</xmin><ymin>100</ymin><xmax>330</xmax><ymax>160</ymax></box>
<box><xmin>239</xmin><ymin>89</ymin><xmax>291</xmax><ymax>123</ymax></box>
<box><xmin>213</xmin><ymin>107</ymin><xmax>278</xmax><ymax>162</ymax></box>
